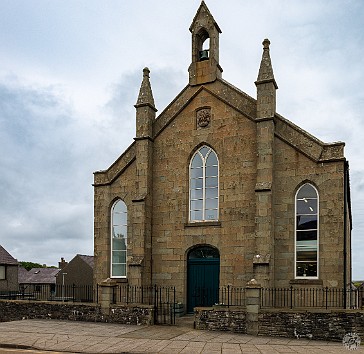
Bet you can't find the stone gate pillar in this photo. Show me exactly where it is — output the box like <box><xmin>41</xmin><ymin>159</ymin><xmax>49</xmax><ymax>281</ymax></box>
<box><xmin>245</xmin><ymin>279</ymin><xmax>261</xmax><ymax>335</ymax></box>
<box><xmin>99</xmin><ymin>278</ymin><xmax>117</xmax><ymax>316</ymax></box>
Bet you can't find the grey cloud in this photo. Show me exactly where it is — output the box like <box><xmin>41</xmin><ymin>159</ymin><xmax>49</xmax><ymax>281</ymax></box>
<box><xmin>0</xmin><ymin>67</ymin><xmax>186</xmax><ymax>265</ymax></box>
<box><xmin>0</xmin><ymin>80</ymin><xmax>93</xmax><ymax>265</ymax></box>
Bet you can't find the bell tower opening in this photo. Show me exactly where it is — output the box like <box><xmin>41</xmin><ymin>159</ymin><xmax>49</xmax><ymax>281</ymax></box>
<box><xmin>197</xmin><ymin>29</ymin><xmax>210</xmax><ymax>61</ymax></box>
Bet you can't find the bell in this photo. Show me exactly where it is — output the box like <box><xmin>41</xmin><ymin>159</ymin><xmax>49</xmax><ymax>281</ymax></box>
<box><xmin>199</xmin><ymin>50</ymin><xmax>209</xmax><ymax>61</ymax></box>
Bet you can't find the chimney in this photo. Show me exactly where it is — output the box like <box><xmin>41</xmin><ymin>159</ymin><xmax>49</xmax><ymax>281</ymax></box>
<box><xmin>58</xmin><ymin>257</ymin><xmax>68</xmax><ymax>269</ymax></box>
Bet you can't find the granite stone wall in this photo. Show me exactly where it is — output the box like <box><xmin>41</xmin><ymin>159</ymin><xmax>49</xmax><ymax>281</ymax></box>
<box><xmin>0</xmin><ymin>300</ymin><xmax>153</xmax><ymax>326</ymax></box>
<box><xmin>194</xmin><ymin>307</ymin><xmax>364</xmax><ymax>341</ymax></box>
<box><xmin>195</xmin><ymin>307</ymin><xmax>246</xmax><ymax>333</ymax></box>
<box><xmin>259</xmin><ymin>309</ymin><xmax>364</xmax><ymax>341</ymax></box>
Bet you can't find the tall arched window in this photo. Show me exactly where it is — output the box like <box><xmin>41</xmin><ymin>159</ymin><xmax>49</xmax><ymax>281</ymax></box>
<box><xmin>111</xmin><ymin>200</ymin><xmax>127</xmax><ymax>278</ymax></box>
<box><xmin>295</xmin><ymin>183</ymin><xmax>319</xmax><ymax>278</ymax></box>
<box><xmin>189</xmin><ymin>145</ymin><xmax>219</xmax><ymax>222</ymax></box>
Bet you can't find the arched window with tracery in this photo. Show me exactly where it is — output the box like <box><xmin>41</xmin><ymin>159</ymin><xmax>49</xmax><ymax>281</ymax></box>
<box><xmin>189</xmin><ymin>145</ymin><xmax>219</xmax><ymax>222</ymax></box>
<box><xmin>295</xmin><ymin>183</ymin><xmax>319</xmax><ymax>278</ymax></box>
<box><xmin>111</xmin><ymin>200</ymin><xmax>127</xmax><ymax>278</ymax></box>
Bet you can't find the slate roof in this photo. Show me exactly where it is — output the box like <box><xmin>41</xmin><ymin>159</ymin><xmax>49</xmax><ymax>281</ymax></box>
<box><xmin>0</xmin><ymin>245</ymin><xmax>18</xmax><ymax>265</ymax></box>
<box><xmin>77</xmin><ymin>255</ymin><xmax>94</xmax><ymax>269</ymax></box>
<box><xmin>18</xmin><ymin>267</ymin><xmax>59</xmax><ymax>284</ymax></box>
<box><xmin>18</xmin><ymin>266</ymin><xmax>29</xmax><ymax>283</ymax></box>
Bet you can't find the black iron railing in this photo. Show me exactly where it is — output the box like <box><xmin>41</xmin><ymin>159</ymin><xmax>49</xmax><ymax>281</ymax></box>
<box><xmin>261</xmin><ymin>286</ymin><xmax>364</xmax><ymax>309</ymax></box>
<box><xmin>1</xmin><ymin>284</ymin><xmax>362</xmax><ymax>311</ymax></box>
<box><xmin>219</xmin><ymin>285</ymin><xmax>246</xmax><ymax>307</ymax></box>
<box><xmin>112</xmin><ymin>284</ymin><xmax>176</xmax><ymax>324</ymax></box>
<box><xmin>0</xmin><ymin>284</ymin><xmax>95</xmax><ymax>302</ymax></box>
<box><xmin>186</xmin><ymin>285</ymin><xmax>363</xmax><ymax>309</ymax></box>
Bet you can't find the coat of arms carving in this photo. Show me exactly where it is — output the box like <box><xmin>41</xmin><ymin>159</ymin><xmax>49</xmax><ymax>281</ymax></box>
<box><xmin>196</xmin><ymin>108</ymin><xmax>211</xmax><ymax>128</ymax></box>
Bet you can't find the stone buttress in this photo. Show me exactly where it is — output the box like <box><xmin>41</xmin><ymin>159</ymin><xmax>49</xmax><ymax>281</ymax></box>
<box><xmin>253</xmin><ymin>39</ymin><xmax>278</xmax><ymax>286</ymax></box>
<box><xmin>131</xmin><ymin>67</ymin><xmax>156</xmax><ymax>286</ymax></box>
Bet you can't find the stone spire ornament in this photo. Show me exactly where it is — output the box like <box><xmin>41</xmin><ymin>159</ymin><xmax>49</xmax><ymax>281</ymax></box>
<box><xmin>135</xmin><ymin>67</ymin><xmax>157</xmax><ymax>139</ymax></box>
<box><xmin>255</xmin><ymin>39</ymin><xmax>278</xmax><ymax>120</ymax></box>
<box><xmin>135</xmin><ymin>67</ymin><xmax>157</xmax><ymax>111</ymax></box>
<box><xmin>256</xmin><ymin>39</ymin><xmax>278</xmax><ymax>88</ymax></box>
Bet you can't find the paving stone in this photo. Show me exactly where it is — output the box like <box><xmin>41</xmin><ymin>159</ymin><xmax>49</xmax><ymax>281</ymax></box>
<box><xmin>1</xmin><ymin>319</ymin><xmax>364</xmax><ymax>354</ymax></box>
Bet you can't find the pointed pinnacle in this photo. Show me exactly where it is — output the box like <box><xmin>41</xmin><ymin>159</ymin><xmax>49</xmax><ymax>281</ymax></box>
<box><xmin>256</xmin><ymin>38</ymin><xmax>278</xmax><ymax>89</ymax></box>
<box><xmin>135</xmin><ymin>67</ymin><xmax>157</xmax><ymax>111</ymax></box>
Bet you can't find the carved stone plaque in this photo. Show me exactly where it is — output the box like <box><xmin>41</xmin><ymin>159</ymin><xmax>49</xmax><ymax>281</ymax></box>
<box><xmin>196</xmin><ymin>108</ymin><xmax>211</xmax><ymax>128</ymax></box>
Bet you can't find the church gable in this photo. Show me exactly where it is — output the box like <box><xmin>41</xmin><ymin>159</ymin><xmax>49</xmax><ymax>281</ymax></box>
<box><xmin>153</xmin><ymin>82</ymin><xmax>256</xmax><ymax>140</ymax></box>
<box><xmin>94</xmin><ymin>43</ymin><xmax>344</xmax><ymax>185</ymax></box>
<box><xmin>152</xmin><ymin>87</ymin><xmax>257</xmax><ymax>163</ymax></box>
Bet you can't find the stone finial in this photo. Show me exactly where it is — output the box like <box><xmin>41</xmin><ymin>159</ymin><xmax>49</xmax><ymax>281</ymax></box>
<box><xmin>255</xmin><ymin>38</ymin><xmax>278</xmax><ymax>88</ymax></box>
<box><xmin>135</xmin><ymin>67</ymin><xmax>157</xmax><ymax>111</ymax></box>
<box><xmin>143</xmin><ymin>67</ymin><xmax>150</xmax><ymax>77</ymax></box>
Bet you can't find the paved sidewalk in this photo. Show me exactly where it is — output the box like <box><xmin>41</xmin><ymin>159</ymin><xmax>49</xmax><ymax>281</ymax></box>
<box><xmin>0</xmin><ymin>317</ymin><xmax>362</xmax><ymax>353</ymax></box>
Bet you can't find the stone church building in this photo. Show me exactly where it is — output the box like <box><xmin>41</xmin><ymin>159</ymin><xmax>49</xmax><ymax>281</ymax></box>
<box><xmin>93</xmin><ymin>2</ymin><xmax>352</xmax><ymax>311</ymax></box>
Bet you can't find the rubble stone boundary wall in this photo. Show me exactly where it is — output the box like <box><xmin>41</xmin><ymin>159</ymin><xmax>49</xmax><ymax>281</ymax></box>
<box><xmin>194</xmin><ymin>307</ymin><xmax>364</xmax><ymax>341</ymax></box>
<box><xmin>0</xmin><ymin>300</ymin><xmax>154</xmax><ymax>326</ymax></box>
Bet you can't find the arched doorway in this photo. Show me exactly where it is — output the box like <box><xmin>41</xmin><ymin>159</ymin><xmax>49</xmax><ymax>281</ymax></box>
<box><xmin>187</xmin><ymin>246</ymin><xmax>220</xmax><ymax>313</ymax></box>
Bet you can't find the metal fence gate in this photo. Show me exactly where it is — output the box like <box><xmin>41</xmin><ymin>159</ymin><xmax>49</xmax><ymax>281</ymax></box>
<box><xmin>112</xmin><ymin>284</ymin><xmax>176</xmax><ymax>325</ymax></box>
<box><xmin>154</xmin><ymin>285</ymin><xmax>176</xmax><ymax>325</ymax></box>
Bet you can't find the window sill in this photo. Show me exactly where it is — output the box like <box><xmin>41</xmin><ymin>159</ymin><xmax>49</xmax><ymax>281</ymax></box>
<box><xmin>290</xmin><ymin>279</ymin><xmax>323</xmax><ymax>286</ymax></box>
<box><xmin>184</xmin><ymin>221</ymin><xmax>221</xmax><ymax>228</ymax></box>
<box><xmin>111</xmin><ymin>278</ymin><xmax>128</xmax><ymax>283</ymax></box>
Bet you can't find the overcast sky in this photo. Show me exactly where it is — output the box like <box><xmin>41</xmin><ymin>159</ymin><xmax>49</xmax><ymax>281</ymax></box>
<box><xmin>0</xmin><ymin>0</ymin><xmax>363</xmax><ymax>279</ymax></box>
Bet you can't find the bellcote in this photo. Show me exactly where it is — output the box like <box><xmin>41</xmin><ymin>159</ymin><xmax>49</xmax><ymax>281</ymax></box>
<box><xmin>188</xmin><ymin>1</ymin><xmax>223</xmax><ymax>86</ymax></box>
<box><xmin>135</xmin><ymin>67</ymin><xmax>157</xmax><ymax>139</ymax></box>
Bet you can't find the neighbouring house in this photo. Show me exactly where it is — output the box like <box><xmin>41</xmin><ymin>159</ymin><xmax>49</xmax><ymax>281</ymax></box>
<box><xmin>18</xmin><ymin>267</ymin><xmax>59</xmax><ymax>300</ymax></box>
<box><xmin>55</xmin><ymin>255</ymin><xmax>94</xmax><ymax>302</ymax></box>
<box><xmin>93</xmin><ymin>1</ymin><xmax>352</xmax><ymax>312</ymax></box>
<box><xmin>0</xmin><ymin>245</ymin><xmax>18</xmax><ymax>293</ymax></box>
<box><xmin>56</xmin><ymin>255</ymin><xmax>94</xmax><ymax>287</ymax></box>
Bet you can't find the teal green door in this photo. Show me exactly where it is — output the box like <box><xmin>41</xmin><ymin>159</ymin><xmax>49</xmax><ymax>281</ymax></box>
<box><xmin>187</xmin><ymin>246</ymin><xmax>220</xmax><ymax>313</ymax></box>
